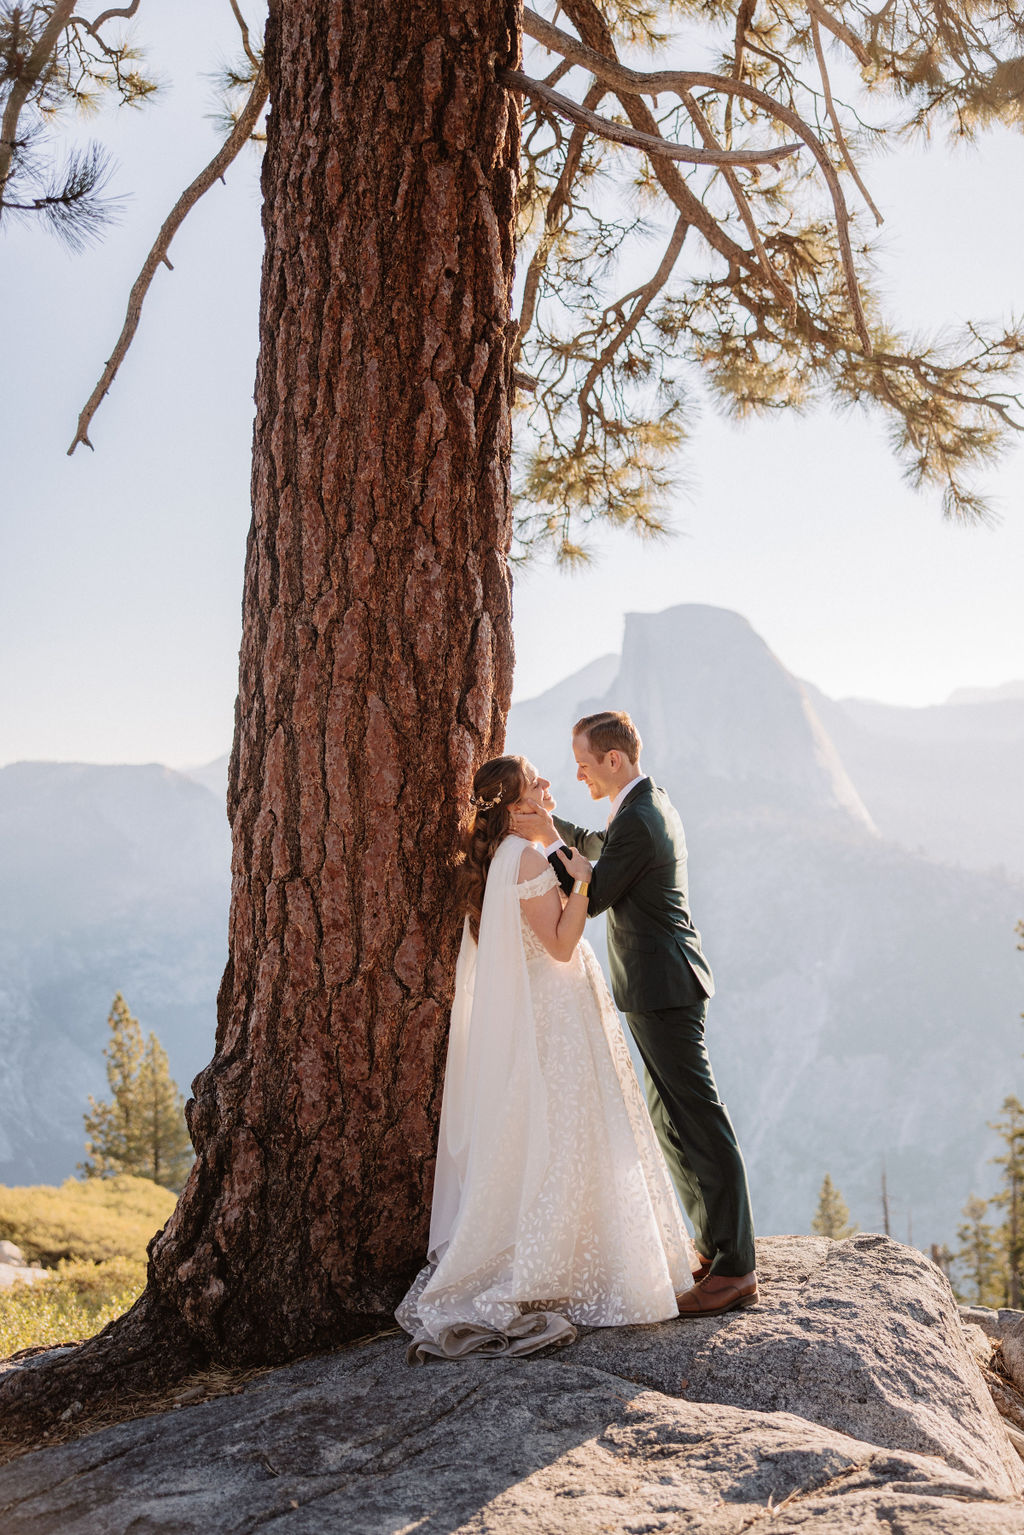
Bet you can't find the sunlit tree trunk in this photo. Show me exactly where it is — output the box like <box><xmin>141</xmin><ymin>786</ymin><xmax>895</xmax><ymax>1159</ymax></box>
<box><xmin>0</xmin><ymin>0</ymin><xmax>521</xmax><ymax>1439</ymax></box>
<box><xmin>148</xmin><ymin>0</ymin><xmax>521</xmax><ymax>1359</ymax></box>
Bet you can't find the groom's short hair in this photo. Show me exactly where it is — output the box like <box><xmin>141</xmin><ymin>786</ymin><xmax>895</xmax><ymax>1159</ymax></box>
<box><xmin>573</xmin><ymin>710</ymin><xmax>642</xmax><ymax>765</ymax></box>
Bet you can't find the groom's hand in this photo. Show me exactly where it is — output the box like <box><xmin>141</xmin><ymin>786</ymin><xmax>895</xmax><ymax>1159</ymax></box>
<box><xmin>557</xmin><ymin>846</ymin><xmax>592</xmax><ymax>883</ymax></box>
<box><xmin>511</xmin><ymin>806</ymin><xmax>557</xmax><ymax>845</ymax></box>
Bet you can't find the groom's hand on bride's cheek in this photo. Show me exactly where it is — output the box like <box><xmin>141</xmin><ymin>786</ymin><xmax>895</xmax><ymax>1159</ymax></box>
<box><xmin>512</xmin><ymin>807</ymin><xmax>554</xmax><ymax>841</ymax></box>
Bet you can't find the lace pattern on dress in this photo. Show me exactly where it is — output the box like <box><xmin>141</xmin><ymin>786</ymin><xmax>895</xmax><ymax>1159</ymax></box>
<box><xmin>516</xmin><ymin>866</ymin><xmax>559</xmax><ymax>901</ymax></box>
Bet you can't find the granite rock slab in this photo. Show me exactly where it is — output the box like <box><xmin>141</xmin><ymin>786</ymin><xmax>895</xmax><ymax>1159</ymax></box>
<box><xmin>1</xmin><ymin>1234</ymin><xmax>1023</xmax><ymax>1534</ymax></box>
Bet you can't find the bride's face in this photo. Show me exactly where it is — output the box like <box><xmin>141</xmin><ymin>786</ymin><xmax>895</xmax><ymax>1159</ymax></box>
<box><xmin>515</xmin><ymin>763</ymin><xmax>555</xmax><ymax>814</ymax></box>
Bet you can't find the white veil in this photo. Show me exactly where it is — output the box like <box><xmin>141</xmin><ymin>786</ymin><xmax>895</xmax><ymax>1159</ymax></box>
<box><xmin>398</xmin><ymin>834</ymin><xmax>576</xmax><ymax>1360</ymax></box>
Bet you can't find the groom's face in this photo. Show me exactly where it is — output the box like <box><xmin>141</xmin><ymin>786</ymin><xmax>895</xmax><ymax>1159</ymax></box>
<box><xmin>572</xmin><ymin>734</ymin><xmax>616</xmax><ymax>800</ymax></box>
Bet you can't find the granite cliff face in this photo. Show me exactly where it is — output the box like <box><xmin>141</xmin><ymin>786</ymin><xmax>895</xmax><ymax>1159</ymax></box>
<box><xmin>507</xmin><ymin>605</ymin><xmax>1024</xmax><ymax>1249</ymax></box>
<box><xmin>2</xmin><ymin>1236</ymin><xmax>1023</xmax><ymax>1532</ymax></box>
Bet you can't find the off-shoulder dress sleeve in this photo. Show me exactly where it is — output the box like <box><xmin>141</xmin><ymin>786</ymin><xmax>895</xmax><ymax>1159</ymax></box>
<box><xmin>516</xmin><ymin>866</ymin><xmax>559</xmax><ymax>901</ymax></box>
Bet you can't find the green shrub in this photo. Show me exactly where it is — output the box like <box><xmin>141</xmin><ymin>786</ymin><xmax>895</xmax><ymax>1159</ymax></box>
<box><xmin>0</xmin><ymin>1175</ymin><xmax>177</xmax><ymax>1265</ymax></box>
<box><xmin>0</xmin><ymin>1257</ymin><xmax>147</xmax><ymax>1358</ymax></box>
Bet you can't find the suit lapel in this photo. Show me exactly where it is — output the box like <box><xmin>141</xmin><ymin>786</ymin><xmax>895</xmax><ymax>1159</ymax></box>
<box><xmin>607</xmin><ymin>777</ymin><xmax>653</xmax><ymax>834</ymax></box>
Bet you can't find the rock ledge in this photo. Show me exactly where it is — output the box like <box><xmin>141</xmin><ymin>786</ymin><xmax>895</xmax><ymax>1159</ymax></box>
<box><xmin>1</xmin><ymin>1235</ymin><xmax>1023</xmax><ymax>1533</ymax></box>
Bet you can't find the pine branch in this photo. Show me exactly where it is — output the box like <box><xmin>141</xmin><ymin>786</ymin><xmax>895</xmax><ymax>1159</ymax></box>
<box><xmin>809</xmin><ymin>10</ymin><xmax>884</xmax><ymax>226</ymax></box>
<box><xmin>500</xmin><ymin>67</ymin><xmax>802</xmax><ymax>167</ymax></box>
<box><xmin>227</xmin><ymin>0</ymin><xmax>259</xmax><ymax>70</ymax></box>
<box><xmin>724</xmin><ymin>0</ymin><xmax>756</xmax><ymax>142</ymax></box>
<box><xmin>68</xmin><ymin>63</ymin><xmax>268</xmax><ymax>454</ymax></box>
<box><xmin>2</xmin><ymin>139</ymin><xmax>117</xmax><ymax>249</ymax></box>
<box><xmin>807</xmin><ymin>0</ymin><xmax>871</xmax><ymax>68</ymax></box>
<box><xmin>516</xmin><ymin>82</ymin><xmax>606</xmax><ymax>354</ymax></box>
<box><xmin>0</xmin><ymin>0</ymin><xmax>78</xmax><ymax>199</ymax></box>
<box><xmin>521</xmin><ymin>5</ymin><xmax>873</xmax><ymax>351</ymax></box>
<box><xmin>90</xmin><ymin>2</ymin><xmax>141</xmax><ymax>28</ymax></box>
<box><xmin>679</xmin><ymin>84</ymin><xmax>797</xmax><ymax>312</ymax></box>
<box><xmin>67</xmin><ymin>0</ymin><xmax>142</xmax><ymax>45</ymax></box>
<box><xmin>573</xmin><ymin>214</ymin><xmax>690</xmax><ymax>454</ymax></box>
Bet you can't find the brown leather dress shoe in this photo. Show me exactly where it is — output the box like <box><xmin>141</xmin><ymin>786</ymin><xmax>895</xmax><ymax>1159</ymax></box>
<box><xmin>676</xmin><ymin>1271</ymin><xmax>758</xmax><ymax>1317</ymax></box>
<box><xmin>691</xmin><ymin>1255</ymin><xmax>713</xmax><ymax>1283</ymax></box>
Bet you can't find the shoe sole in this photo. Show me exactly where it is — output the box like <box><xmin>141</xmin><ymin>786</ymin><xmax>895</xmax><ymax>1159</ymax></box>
<box><xmin>675</xmin><ymin>1290</ymin><xmax>759</xmax><ymax>1319</ymax></box>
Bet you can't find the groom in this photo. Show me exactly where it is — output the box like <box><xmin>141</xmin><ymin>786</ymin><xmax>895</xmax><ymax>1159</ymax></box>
<box><xmin>513</xmin><ymin>709</ymin><xmax>758</xmax><ymax>1316</ymax></box>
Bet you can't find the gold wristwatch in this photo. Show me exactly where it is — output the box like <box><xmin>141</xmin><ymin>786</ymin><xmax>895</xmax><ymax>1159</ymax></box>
<box><xmin>572</xmin><ymin>878</ymin><xmax>590</xmax><ymax>897</ymax></box>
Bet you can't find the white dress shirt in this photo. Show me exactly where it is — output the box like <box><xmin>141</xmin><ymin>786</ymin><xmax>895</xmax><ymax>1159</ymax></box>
<box><xmin>544</xmin><ymin>773</ymin><xmax>649</xmax><ymax>855</ymax></box>
<box><xmin>607</xmin><ymin>773</ymin><xmax>649</xmax><ymax>823</ymax></box>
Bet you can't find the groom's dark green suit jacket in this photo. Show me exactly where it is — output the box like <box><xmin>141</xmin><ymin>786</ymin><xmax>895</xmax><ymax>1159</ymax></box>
<box><xmin>552</xmin><ymin>778</ymin><xmax>714</xmax><ymax>1014</ymax></box>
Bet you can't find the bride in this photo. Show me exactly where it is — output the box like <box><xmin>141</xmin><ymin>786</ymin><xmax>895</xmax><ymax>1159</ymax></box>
<box><xmin>396</xmin><ymin>754</ymin><xmax>696</xmax><ymax>1362</ymax></box>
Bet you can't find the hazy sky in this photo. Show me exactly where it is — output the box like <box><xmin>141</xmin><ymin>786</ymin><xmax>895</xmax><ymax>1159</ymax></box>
<box><xmin>1</xmin><ymin>2</ymin><xmax>1022</xmax><ymax>769</ymax></box>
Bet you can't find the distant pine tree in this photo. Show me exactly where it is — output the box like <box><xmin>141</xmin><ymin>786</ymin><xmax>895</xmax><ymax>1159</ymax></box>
<box><xmin>135</xmin><ymin>1032</ymin><xmax>194</xmax><ymax>1192</ymax></box>
<box><xmin>989</xmin><ymin>1095</ymin><xmax>1024</xmax><ymax>1309</ymax></box>
<box><xmin>80</xmin><ymin>993</ymin><xmax>145</xmax><ymax>1179</ymax></box>
<box><xmin>81</xmin><ymin>993</ymin><xmax>193</xmax><ymax>1192</ymax></box>
<box><xmin>953</xmin><ymin>1194</ymin><xmax>1003</xmax><ymax>1307</ymax></box>
<box><xmin>811</xmin><ymin>1175</ymin><xmax>858</xmax><ymax>1240</ymax></box>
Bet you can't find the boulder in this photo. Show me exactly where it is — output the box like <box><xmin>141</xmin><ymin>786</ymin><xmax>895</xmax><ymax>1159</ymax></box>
<box><xmin>0</xmin><ymin>1263</ymin><xmax>50</xmax><ymax>1291</ymax></box>
<box><xmin>0</xmin><ymin>1242</ymin><xmax>25</xmax><ymax>1265</ymax></box>
<box><xmin>962</xmin><ymin>1306</ymin><xmax>1024</xmax><ymax>1397</ymax></box>
<box><xmin>569</xmin><ymin>1234</ymin><xmax>1024</xmax><ymax>1492</ymax></box>
<box><xmin>0</xmin><ymin>1235</ymin><xmax>1022</xmax><ymax>1534</ymax></box>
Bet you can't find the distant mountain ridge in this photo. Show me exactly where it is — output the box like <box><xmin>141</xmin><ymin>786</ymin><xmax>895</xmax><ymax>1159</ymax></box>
<box><xmin>1</xmin><ymin>605</ymin><xmax>1021</xmax><ymax>1254</ymax></box>
<box><xmin>805</xmin><ymin>685</ymin><xmax>1024</xmax><ymax>878</ymax></box>
<box><xmin>946</xmin><ymin>679</ymin><xmax>1024</xmax><ymax>705</ymax></box>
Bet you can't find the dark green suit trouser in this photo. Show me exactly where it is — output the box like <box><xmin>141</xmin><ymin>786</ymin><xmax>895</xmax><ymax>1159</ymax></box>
<box><xmin>626</xmin><ymin>999</ymin><xmax>756</xmax><ymax>1278</ymax></box>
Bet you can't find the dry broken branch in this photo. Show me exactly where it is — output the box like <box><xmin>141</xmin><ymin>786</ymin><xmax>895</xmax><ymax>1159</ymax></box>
<box><xmin>68</xmin><ymin>64</ymin><xmax>268</xmax><ymax>454</ymax></box>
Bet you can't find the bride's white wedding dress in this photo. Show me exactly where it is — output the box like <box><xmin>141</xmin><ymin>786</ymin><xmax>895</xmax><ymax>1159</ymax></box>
<box><xmin>396</xmin><ymin>834</ymin><xmax>694</xmax><ymax>1362</ymax></box>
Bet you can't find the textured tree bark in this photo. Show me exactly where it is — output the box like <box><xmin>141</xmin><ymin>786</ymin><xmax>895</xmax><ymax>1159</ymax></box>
<box><xmin>149</xmin><ymin>0</ymin><xmax>522</xmax><ymax>1358</ymax></box>
<box><xmin>0</xmin><ymin>0</ymin><xmax>521</xmax><ymax>1447</ymax></box>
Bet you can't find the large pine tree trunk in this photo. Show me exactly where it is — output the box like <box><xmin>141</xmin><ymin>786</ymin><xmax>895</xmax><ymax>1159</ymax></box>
<box><xmin>0</xmin><ymin>0</ymin><xmax>521</xmax><ymax>1446</ymax></box>
<box><xmin>147</xmin><ymin>0</ymin><xmax>522</xmax><ymax>1359</ymax></box>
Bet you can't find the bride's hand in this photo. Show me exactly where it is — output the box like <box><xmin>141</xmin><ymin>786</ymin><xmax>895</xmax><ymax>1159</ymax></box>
<box><xmin>557</xmin><ymin>846</ymin><xmax>592</xmax><ymax>883</ymax></box>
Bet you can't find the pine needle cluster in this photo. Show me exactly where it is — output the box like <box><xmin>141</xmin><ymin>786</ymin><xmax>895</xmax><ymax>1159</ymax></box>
<box><xmin>511</xmin><ymin>0</ymin><xmax>1024</xmax><ymax>558</ymax></box>
<box><xmin>0</xmin><ymin>1</ymin><xmax>156</xmax><ymax>246</ymax></box>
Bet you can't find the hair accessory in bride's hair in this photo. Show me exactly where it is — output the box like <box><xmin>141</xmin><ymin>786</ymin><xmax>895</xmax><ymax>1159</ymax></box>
<box><xmin>469</xmin><ymin>785</ymin><xmax>504</xmax><ymax>811</ymax></box>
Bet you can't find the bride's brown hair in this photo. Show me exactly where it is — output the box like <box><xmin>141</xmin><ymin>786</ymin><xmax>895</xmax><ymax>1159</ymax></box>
<box><xmin>458</xmin><ymin>755</ymin><xmax>529</xmax><ymax>941</ymax></box>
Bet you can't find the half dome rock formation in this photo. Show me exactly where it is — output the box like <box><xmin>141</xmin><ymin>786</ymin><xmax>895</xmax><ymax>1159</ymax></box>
<box><xmin>1</xmin><ymin>1237</ymin><xmax>1022</xmax><ymax>1532</ymax></box>
<box><xmin>611</xmin><ymin>605</ymin><xmax>876</xmax><ymax>830</ymax></box>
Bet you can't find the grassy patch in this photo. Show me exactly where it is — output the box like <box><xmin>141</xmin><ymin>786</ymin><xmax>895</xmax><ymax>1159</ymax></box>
<box><xmin>0</xmin><ymin>1176</ymin><xmax>177</xmax><ymax>1265</ymax></box>
<box><xmin>0</xmin><ymin>1257</ymin><xmax>147</xmax><ymax>1357</ymax></box>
